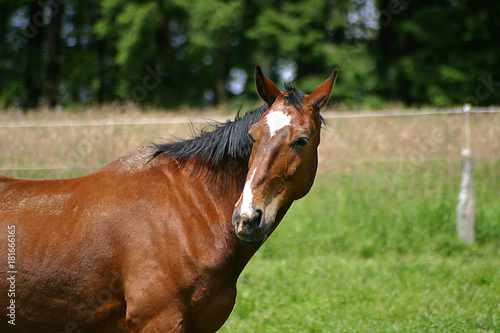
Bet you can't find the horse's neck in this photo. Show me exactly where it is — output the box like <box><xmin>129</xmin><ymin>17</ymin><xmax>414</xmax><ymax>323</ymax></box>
<box><xmin>155</xmin><ymin>158</ymin><xmax>256</xmax><ymax>278</ymax></box>
<box><xmin>197</xmin><ymin>160</ymin><xmax>259</xmax><ymax>279</ymax></box>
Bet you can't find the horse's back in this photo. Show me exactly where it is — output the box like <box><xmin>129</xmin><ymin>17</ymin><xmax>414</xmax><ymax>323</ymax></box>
<box><xmin>0</xmin><ymin>146</ymin><xmax>157</xmax><ymax>222</ymax></box>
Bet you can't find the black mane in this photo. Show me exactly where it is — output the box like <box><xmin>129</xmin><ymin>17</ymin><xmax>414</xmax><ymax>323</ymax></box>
<box><xmin>151</xmin><ymin>105</ymin><xmax>268</xmax><ymax>169</ymax></box>
<box><xmin>150</xmin><ymin>85</ymin><xmax>310</xmax><ymax>172</ymax></box>
<box><xmin>284</xmin><ymin>83</ymin><xmax>305</xmax><ymax>112</ymax></box>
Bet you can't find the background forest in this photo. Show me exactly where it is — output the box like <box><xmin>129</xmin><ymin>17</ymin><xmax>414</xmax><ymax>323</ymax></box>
<box><xmin>1</xmin><ymin>0</ymin><xmax>499</xmax><ymax>110</ymax></box>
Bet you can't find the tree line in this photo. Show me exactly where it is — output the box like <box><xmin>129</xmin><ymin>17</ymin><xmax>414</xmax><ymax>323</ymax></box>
<box><xmin>0</xmin><ymin>0</ymin><xmax>498</xmax><ymax>110</ymax></box>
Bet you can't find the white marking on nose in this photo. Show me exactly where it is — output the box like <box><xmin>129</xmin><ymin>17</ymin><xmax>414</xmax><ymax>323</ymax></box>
<box><xmin>240</xmin><ymin>169</ymin><xmax>257</xmax><ymax>216</ymax></box>
<box><xmin>266</xmin><ymin>111</ymin><xmax>291</xmax><ymax>137</ymax></box>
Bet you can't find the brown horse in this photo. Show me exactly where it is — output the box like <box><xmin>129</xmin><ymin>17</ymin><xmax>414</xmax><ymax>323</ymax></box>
<box><xmin>0</xmin><ymin>66</ymin><xmax>338</xmax><ymax>332</ymax></box>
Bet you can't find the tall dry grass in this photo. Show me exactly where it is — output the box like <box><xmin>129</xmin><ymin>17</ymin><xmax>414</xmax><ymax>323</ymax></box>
<box><xmin>0</xmin><ymin>107</ymin><xmax>499</xmax><ymax>179</ymax></box>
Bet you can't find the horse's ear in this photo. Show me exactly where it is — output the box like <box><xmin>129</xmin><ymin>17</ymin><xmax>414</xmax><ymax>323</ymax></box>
<box><xmin>255</xmin><ymin>65</ymin><xmax>281</xmax><ymax>107</ymax></box>
<box><xmin>307</xmin><ymin>69</ymin><xmax>339</xmax><ymax>110</ymax></box>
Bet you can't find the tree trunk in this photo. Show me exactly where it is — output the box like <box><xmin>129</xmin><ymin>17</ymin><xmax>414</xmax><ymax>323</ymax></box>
<box><xmin>24</xmin><ymin>0</ymin><xmax>44</xmax><ymax>109</ymax></box>
<box><xmin>90</xmin><ymin>0</ymin><xmax>107</xmax><ymax>104</ymax></box>
<box><xmin>215</xmin><ymin>37</ymin><xmax>230</xmax><ymax>105</ymax></box>
<box><xmin>45</xmin><ymin>1</ymin><xmax>64</xmax><ymax>107</ymax></box>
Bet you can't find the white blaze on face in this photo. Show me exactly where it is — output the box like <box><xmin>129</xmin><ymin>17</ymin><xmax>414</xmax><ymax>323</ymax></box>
<box><xmin>240</xmin><ymin>168</ymin><xmax>257</xmax><ymax>217</ymax></box>
<box><xmin>266</xmin><ymin>111</ymin><xmax>291</xmax><ymax>137</ymax></box>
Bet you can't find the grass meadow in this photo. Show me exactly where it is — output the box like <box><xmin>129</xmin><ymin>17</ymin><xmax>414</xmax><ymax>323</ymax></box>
<box><xmin>1</xmin><ymin>107</ymin><xmax>499</xmax><ymax>332</ymax></box>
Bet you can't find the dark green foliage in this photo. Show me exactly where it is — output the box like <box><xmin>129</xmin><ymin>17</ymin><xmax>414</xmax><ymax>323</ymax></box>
<box><xmin>0</xmin><ymin>0</ymin><xmax>499</xmax><ymax>109</ymax></box>
<box><xmin>373</xmin><ymin>0</ymin><xmax>500</xmax><ymax>106</ymax></box>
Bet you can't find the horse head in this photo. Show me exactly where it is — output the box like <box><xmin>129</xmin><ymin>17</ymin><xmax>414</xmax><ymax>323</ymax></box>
<box><xmin>232</xmin><ymin>66</ymin><xmax>338</xmax><ymax>246</ymax></box>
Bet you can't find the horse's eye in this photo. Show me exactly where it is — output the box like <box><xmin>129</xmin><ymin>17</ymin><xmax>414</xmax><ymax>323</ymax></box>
<box><xmin>292</xmin><ymin>137</ymin><xmax>309</xmax><ymax>149</ymax></box>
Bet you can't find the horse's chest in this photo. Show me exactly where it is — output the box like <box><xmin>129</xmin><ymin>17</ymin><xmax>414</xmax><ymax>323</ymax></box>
<box><xmin>186</xmin><ymin>280</ymin><xmax>237</xmax><ymax>332</ymax></box>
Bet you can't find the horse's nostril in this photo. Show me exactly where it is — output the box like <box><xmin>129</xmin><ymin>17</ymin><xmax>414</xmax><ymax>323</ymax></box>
<box><xmin>254</xmin><ymin>209</ymin><xmax>263</xmax><ymax>226</ymax></box>
<box><xmin>244</xmin><ymin>209</ymin><xmax>263</xmax><ymax>229</ymax></box>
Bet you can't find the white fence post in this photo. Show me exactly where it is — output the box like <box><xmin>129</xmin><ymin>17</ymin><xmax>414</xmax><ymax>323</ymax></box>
<box><xmin>456</xmin><ymin>104</ymin><xmax>475</xmax><ymax>243</ymax></box>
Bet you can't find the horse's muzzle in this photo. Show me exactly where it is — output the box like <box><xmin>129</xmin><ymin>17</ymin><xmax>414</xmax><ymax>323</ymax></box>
<box><xmin>232</xmin><ymin>208</ymin><xmax>270</xmax><ymax>246</ymax></box>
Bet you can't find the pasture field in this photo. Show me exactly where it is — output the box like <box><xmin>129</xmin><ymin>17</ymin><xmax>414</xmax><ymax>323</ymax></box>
<box><xmin>1</xmin><ymin>107</ymin><xmax>499</xmax><ymax>332</ymax></box>
<box><xmin>221</xmin><ymin>161</ymin><xmax>500</xmax><ymax>332</ymax></box>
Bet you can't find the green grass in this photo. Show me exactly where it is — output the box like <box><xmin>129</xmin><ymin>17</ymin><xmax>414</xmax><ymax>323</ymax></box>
<box><xmin>223</xmin><ymin>255</ymin><xmax>498</xmax><ymax>332</ymax></box>
<box><xmin>220</xmin><ymin>160</ymin><xmax>500</xmax><ymax>332</ymax></box>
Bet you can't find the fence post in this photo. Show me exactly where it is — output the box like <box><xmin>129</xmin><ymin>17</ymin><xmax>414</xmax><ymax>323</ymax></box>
<box><xmin>456</xmin><ymin>104</ymin><xmax>475</xmax><ymax>243</ymax></box>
